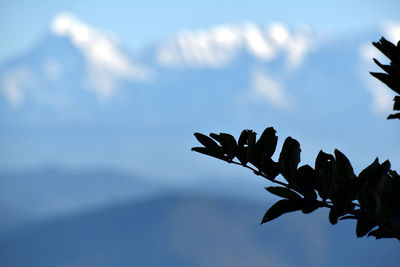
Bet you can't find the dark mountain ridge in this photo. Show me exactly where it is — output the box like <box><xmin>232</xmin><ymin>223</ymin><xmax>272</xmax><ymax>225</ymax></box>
<box><xmin>1</xmin><ymin>194</ymin><xmax>398</xmax><ymax>267</ymax></box>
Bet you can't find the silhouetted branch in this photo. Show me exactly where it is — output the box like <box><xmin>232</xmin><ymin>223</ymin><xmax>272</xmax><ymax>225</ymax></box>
<box><xmin>192</xmin><ymin>37</ymin><xmax>400</xmax><ymax>241</ymax></box>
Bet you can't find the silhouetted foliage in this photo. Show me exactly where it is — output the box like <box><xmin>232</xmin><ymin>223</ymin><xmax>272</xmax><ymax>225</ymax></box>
<box><xmin>192</xmin><ymin>37</ymin><xmax>400</xmax><ymax>241</ymax></box>
<box><xmin>370</xmin><ymin>37</ymin><xmax>400</xmax><ymax>119</ymax></box>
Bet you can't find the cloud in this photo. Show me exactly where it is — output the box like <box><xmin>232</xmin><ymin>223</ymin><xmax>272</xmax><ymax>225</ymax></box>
<box><xmin>1</xmin><ymin>67</ymin><xmax>32</xmax><ymax>106</ymax></box>
<box><xmin>250</xmin><ymin>70</ymin><xmax>293</xmax><ymax>109</ymax></box>
<box><xmin>364</xmin><ymin>79</ymin><xmax>394</xmax><ymax>115</ymax></box>
<box><xmin>51</xmin><ymin>13</ymin><xmax>150</xmax><ymax>100</ymax></box>
<box><xmin>385</xmin><ymin>21</ymin><xmax>400</xmax><ymax>44</ymax></box>
<box><xmin>358</xmin><ymin>21</ymin><xmax>400</xmax><ymax>115</ymax></box>
<box><xmin>359</xmin><ymin>43</ymin><xmax>381</xmax><ymax>63</ymax></box>
<box><xmin>157</xmin><ymin>22</ymin><xmax>314</xmax><ymax>69</ymax></box>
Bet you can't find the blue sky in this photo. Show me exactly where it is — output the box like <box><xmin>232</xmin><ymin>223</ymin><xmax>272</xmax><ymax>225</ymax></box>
<box><xmin>1</xmin><ymin>0</ymin><xmax>399</xmax><ymax>63</ymax></box>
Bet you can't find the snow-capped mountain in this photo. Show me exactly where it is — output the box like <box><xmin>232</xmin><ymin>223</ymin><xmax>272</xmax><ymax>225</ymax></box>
<box><xmin>1</xmin><ymin>13</ymin><xmax>399</xmax><ymax>180</ymax></box>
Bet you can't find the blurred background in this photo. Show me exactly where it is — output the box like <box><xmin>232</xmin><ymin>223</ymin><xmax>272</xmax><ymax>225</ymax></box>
<box><xmin>1</xmin><ymin>1</ymin><xmax>400</xmax><ymax>266</ymax></box>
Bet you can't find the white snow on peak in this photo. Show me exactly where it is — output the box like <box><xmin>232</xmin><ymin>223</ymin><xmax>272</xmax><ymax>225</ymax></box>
<box><xmin>157</xmin><ymin>22</ymin><xmax>314</xmax><ymax>69</ymax></box>
<box><xmin>51</xmin><ymin>12</ymin><xmax>150</xmax><ymax>100</ymax></box>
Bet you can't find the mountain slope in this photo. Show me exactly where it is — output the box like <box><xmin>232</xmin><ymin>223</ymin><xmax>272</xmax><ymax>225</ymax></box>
<box><xmin>0</xmin><ymin>194</ymin><xmax>398</xmax><ymax>267</ymax></box>
<box><xmin>0</xmin><ymin>167</ymin><xmax>160</xmax><ymax>232</ymax></box>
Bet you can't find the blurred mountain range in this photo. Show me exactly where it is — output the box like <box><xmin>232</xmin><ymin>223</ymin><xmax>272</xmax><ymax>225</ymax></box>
<box><xmin>0</xmin><ymin>167</ymin><xmax>162</xmax><ymax>232</ymax></box>
<box><xmin>1</xmin><ymin>15</ymin><xmax>399</xmax><ymax>266</ymax></box>
<box><xmin>0</xmin><ymin>166</ymin><xmax>271</xmax><ymax>233</ymax></box>
<box><xmin>1</xmin><ymin>194</ymin><xmax>398</xmax><ymax>267</ymax></box>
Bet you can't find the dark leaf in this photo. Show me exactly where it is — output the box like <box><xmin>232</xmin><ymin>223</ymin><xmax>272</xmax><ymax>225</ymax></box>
<box><xmin>191</xmin><ymin>147</ymin><xmax>225</xmax><ymax>160</ymax></box>
<box><xmin>209</xmin><ymin>133</ymin><xmax>222</xmax><ymax>143</ymax></box>
<box><xmin>261</xmin><ymin>199</ymin><xmax>303</xmax><ymax>224</ymax></box>
<box><xmin>384</xmin><ymin>170</ymin><xmax>400</xmax><ymax>197</ymax></box>
<box><xmin>259</xmin><ymin>158</ymin><xmax>280</xmax><ymax>180</ymax></box>
<box><xmin>375</xmin><ymin>160</ymin><xmax>391</xmax><ymax>189</ymax></box>
<box><xmin>293</xmin><ymin>165</ymin><xmax>317</xmax><ymax>199</ymax></box>
<box><xmin>339</xmin><ymin>215</ymin><xmax>357</xmax><ymax>221</ymax></box>
<box><xmin>359</xmin><ymin>158</ymin><xmax>390</xmax><ymax>191</ymax></box>
<box><xmin>193</xmin><ymin>133</ymin><xmax>220</xmax><ymax>151</ymax></box>
<box><xmin>372</xmin><ymin>58</ymin><xmax>393</xmax><ymax>75</ymax></box>
<box><xmin>372</xmin><ymin>37</ymin><xmax>400</xmax><ymax>65</ymax></box>
<box><xmin>328</xmin><ymin>206</ymin><xmax>348</xmax><ymax>225</ymax></box>
<box><xmin>329</xmin><ymin>208</ymin><xmax>340</xmax><ymax>225</ymax></box>
<box><xmin>255</xmin><ymin>127</ymin><xmax>278</xmax><ymax>160</ymax></box>
<box><xmin>301</xmin><ymin>201</ymin><xmax>320</xmax><ymax>214</ymax></box>
<box><xmin>219</xmin><ymin>133</ymin><xmax>238</xmax><ymax>160</ymax></box>
<box><xmin>359</xmin><ymin>158</ymin><xmax>380</xmax><ymax>182</ymax></box>
<box><xmin>247</xmin><ymin>131</ymin><xmax>257</xmax><ymax>166</ymax></box>
<box><xmin>237</xmin><ymin>130</ymin><xmax>251</xmax><ymax>165</ymax></box>
<box><xmin>358</xmin><ymin>189</ymin><xmax>381</xmax><ymax>215</ymax></box>
<box><xmin>387</xmin><ymin>113</ymin><xmax>400</xmax><ymax>119</ymax></box>
<box><xmin>315</xmin><ymin>150</ymin><xmax>335</xmax><ymax>170</ymax></box>
<box><xmin>265</xmin><ymin>186</ymin><xmax>302</xmax><ymax>200</ymax></box>
<box><xmin>334</xmin><ymin>149</ymin><xmax>355</xmax><ymax>182</ymax></box>
<box><xmin>315</xmin><ymin>150</ymin><xmax>335</xmax><ymax>200</ymax></box>
<box><xmin>356</xmin><ymin>214</ymin><xmax>377</xmax><ymax>237</ymax></box>
<box><xmin>368</xmin><ymin>226</ymin><xmax>396</xmax><ymax>239</ymax></box>
<box><xmin>279</xmin><ymin>137</ymin><xmax>301</xmax><ymax>183</ymax></box>
<box><xmin>391</xmin><ymin>216</ymin><xmax>400</xmax><ymax>233</ymax></box>
<box><xmin>331</xmin><ymin>179</ymin><xmax>359</xmax><ymax>205</ymax></box>
<box><xmin>393</xmin><ymin>96</ymin><xmax>400</xmax><ymax>110</ymax></box>
<box><xmin>370</xmin><ymin>72</ymin><xmax>400</xmax><ymax>94</ymax></box>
